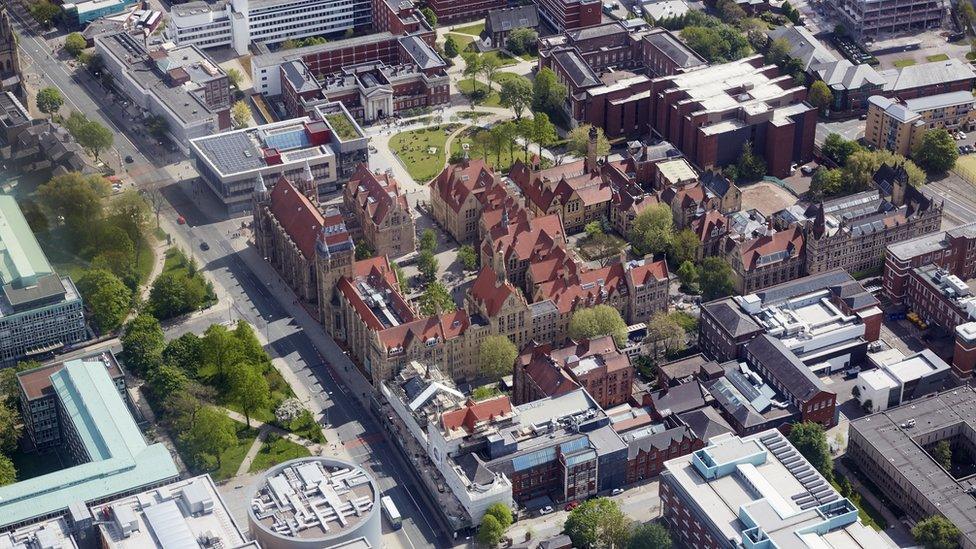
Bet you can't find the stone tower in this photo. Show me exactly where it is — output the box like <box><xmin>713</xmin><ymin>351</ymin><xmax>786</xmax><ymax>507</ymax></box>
<box><xmin>314</xmin><ymin>209</ymin><xmax>354</xmax><ymax>328</ymax></box>
<box><xmin>0</xmin><ymin>9</ymin><xmax>21</xmax><ymax>98</ymax></box>
<box><xmin>586</xmin><ymin>125</ymin><xmax>598</xmax><ymax>172</ymax></box>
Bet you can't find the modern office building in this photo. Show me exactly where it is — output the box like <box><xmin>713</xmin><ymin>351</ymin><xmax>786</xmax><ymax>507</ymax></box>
<box><xmin>883</xmin><ymin>221</ymin><xmax>976</xmax><ymax>302</ymax></box>
<box><xmin>247</xmin><ymin>457</ymin><xmax>381</xmax><ymax>548</ymax></box>
<box><xmin>660</xmin><ymin>430</ymin><xmax>896</xmax><ymax>549</ymax></box>
<box><xmin>832</xmin><ymin>0</ymin><xmax>946</xmax><ymax>39</ymax></box>
<box><xmin>166</xmin><ymin>0</ymin><xmax>372</xmax><ymax>54</ymax></box>
<box><xmin>90</xmin><ymin>475</ymin><xmax>256</xmax><ymax>549</ymax></box>
<box><xmin>191</xmin><ymin>102</ymin><xmax>366</xmax><ymax>215</ymax></box>
<box><xmin>866</xmin><ymin>91</ymin><xmax>976</xmax><ymax>155</ymax></box>
<box><xmin>95</xmin><ymin>33</ymin><xmax>231</xmax><ymax>151</ymax></box>
<box><xmin>0</xmin><ymin>358</ymin><xmax>178</xmax><ymax>530</ymax></box>
<box><xmin>0</xmin><ymin>195</ymin><xmax>86</xmax><ymax>365</ymax></box>
<box><xmin>854</xmin><ymin>348</ymin><xmax>950</xmax><ymax>412</ymax></box>
<box><xmin>848</xmin><ymin>387</ymin><xmax>976</xmax><ymax>549</ymax></box>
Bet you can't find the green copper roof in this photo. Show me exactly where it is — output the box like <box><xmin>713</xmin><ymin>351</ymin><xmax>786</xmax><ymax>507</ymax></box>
<box><xmin>0</xmin><ymin>195</ymin><xmax>53</xmax><ymax>286</ymax></box>
<box><xmin>0</xmin><ymin>359</ymin><xmax>178</xmax><ymax>528</ymax></box>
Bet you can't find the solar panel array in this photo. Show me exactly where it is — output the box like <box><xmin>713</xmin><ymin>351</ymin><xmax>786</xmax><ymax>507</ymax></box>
<box><xmin>200</xmin><ymin>132</ymin><xmax>263</xmax><ymax>174</ymax></box>
<box><xmin>760</xmin><ymin>432</ymin><xmax>838</xmax><ymax>511</ymax></box>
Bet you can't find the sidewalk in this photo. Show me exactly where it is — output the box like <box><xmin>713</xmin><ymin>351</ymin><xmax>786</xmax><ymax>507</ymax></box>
<box><xmin>834</xmin><ymin>457</ymin><xmax>914</xmax><ymax>546</ymax></box>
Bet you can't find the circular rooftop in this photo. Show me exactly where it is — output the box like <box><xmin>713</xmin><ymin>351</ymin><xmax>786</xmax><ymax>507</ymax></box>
<box><xmin>247</xmin><ymin>457</ymin><xmax>381</xmax><ymax>549</ymax></box>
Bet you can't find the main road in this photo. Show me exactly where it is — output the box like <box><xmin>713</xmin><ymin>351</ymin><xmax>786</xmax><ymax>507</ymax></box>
<box><xmin>7</xmin><ymin>10</ymin><xmax>452</xmax><ymax>549</ymax></box>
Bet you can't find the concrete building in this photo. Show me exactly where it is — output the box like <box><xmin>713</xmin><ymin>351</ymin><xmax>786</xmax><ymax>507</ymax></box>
<box><xmin>18</xmin><ymin>350</ymin><xmax>125</xmax><ymax>450</ymax></box>
<box><xmin>805</xmin><ymin>165</ymin><xmax>942</xmax><ymax>276</ymax></box>
<box><xmin>866</xmin><ymin>91</ymin><xmax>976</xmax><ymax>155</ymax></box>
<box><xmin>0</xmin><ymin>358</ymin><xmax>178</xmax><ymax>530</ymax></box>
<box><xmin>343</xmin><ymin>163</ymin><xmax>416</xmax><ymax>259</ymax></box>
<box><xmin>847</xmin><ymin>387</ymin><xmax>976</xmax><ymax>549</ymax></box>
<box><xmin>247</xmin><ymin>457</ymin><xmax>381</xmax><ymax>548</ymax></box>
<box><xmin>883</xmin><ymin>221</ymin><xmax>976</xmax><ymax>303</ymax></box>
<box><xmin>832</xmin><ymin>0</ymin><xmax>945</xmax><ymax>40</ymax></box>
<box><xmin>514</xmin><ymin>336</ymin><xmax>634</xmax><ymax>409</ymax></box>
<box><xmin>854</xmin><ymin>348</ymin><xmax>950</xmax><ymax>412</ymax></box>
<box><xmin>0</xmin><ymin>517</ymin><xmax>83</xmax><ymax>548</ymax></box>
<box><xmin>0</xmin><ymin>195</ymin><xmax>86</xmax><ymax>364</ymax></box>
<box><xmin>90</xmin><ymin>475</ymin><xmax>255</xmax><ymax>549</ymax></box>
<box><xmin>96</xmin><ymin>33</ymin><xmax>231</xmax><ymax>152</ymax></box>
<box><xmin>660</xmin><ymin>430</ymin><xmax>896</xmax><ymax>549</ymax></box>
<box><xmin>166</xmin><ymin>0</ymin><xmax>372</xmax><ymax>54</ymax></box>
<box><xmin>192</xmin><ymin>102</ymin><xmax>366</xmax><ymax>215</ymax></box>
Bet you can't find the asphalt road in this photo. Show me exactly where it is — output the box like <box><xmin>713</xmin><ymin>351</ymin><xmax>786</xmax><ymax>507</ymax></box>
<box><xmin>8</xmin><ymin>14</ymin><xmax>450</xmax><ymax>547</ymax></box>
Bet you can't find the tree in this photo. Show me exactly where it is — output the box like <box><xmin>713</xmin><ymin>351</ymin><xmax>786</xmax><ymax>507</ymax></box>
<box><xmin>37</xmin><ymin>172</ymin><xmax>110</xmax><ymax>230</ymax></box>
<box><xmin>355</xmin><ymin>240</ymin><xmax>374</xmax><ymax>260</ymax></box>
<box><xmin>418</xmin><ymin>249</ymin><xmax>438</xmax><ymax>281</ymax></box>
<box><xmin>934</xmin><ymin>440</ymin><xmax>953</xmax><ymax>470</ymax></box>
<box><xmin>463</xmin><ymin>53</ymin><xmax>482</xmax><ymax>94</ymax></box>
<box><xmin>485</xmin><ymin>502</ymin><xmax>513</xmax><ymax>530</ymax></box>
<box><xmin>29</xmin><ymin>0</ymin><xmax>60</xmax><ymax>26</ymax></box>
<box><xmin>20</xmin><ymin>199</ymin><xmax>48</xmax><ymax>233</ymax></box>
<box><xmin>765</xmin><ymin>37</ymin><xmax>792</xmax><ymax>65</ymax></box>
<box><xmin>146</xmin><ymin>114</ymin><xmax>169</xmax><ymax>139</ymax></box>
<box><xmin>500</xmin><ymin>76</ymin><xmax>533</xmax><ymax>119</ymax></box>
<box><xmin>0</xmin><ymin>454</ymin><xmax>14</xmax><ymax>486</ymax></box>
<box><xmin>225</xmin><ymin>67</ymin><xmax>243</xmax><ymax>88</ymax></box>
<box><xmin>585</xmin><ymin>220</ymin><xmax>603</xmax><ymax>238</ymax></box>
<box><xmin>444</xmin><ymin>35</ymin><xmax>460</xmax><ymax>58</ymax></box>
<box><xmin>628</xmin><ymin>522</ymin><xmax>672</xmax><ymax>549</ymax></box>
<box><xmin>64</xmin><ymin>33</ymin><xmax>87</xmax><ymax>57</ymax></box>
<box><xmin>699</xmin><ymin>257</ymin><xmax>734</xmax><ymax>300</ymax></box>
<box><xmin>810</xmin><ymin>167</ymin><xmax>844</xmax><ymax>198</ymax></box>
<box><xmin>806</xmin><ymin>80</ymin><xmax>833</xmax><ymax>114</ymax></box>
<box><xmin>478</xmin><ymin>515</ymin><xmax>505</xmax><ymax>547</ymax></box>
<box><xmin>960</xmin><ymin>0</ymin><xmax>976</xmax><ymax>30</ymax></box>
<box><xmin>506</xmin><ymin>27</ymin><xmax>538</xmax><ymax>55</ymax></box>
<box><xmin>568</xmin><ymin>305</ymin><xmax>628</xmax><ymax>347</ymax></box>
<box><xmin>164</xmin><ymin>332</ymin><xmax>205</xmax><ymax>374</ymax></box>
<box><xmin>735</xmin><ymin>141</ymin><xmax>766</xmax><ymax>182</ymax></box>
<box><xmin>564</xmin><ymin>498</ymin><xmax>632</xmax><ymax>549</ymax></box>
<box><xmin>629</xmin><ymin>204</ymin><xmax>673</xmax><ymax>256</ymax></box>
<box><xmin>676</xmin><ymin>260</ymin><xmax>699</xmax><ymax>291</ymax></box>
<box><xmin>148</xmin><ymin>271</ymin><xmax>207</xmax><ymax>319</ymax></box>
<box><xmin>109</xmin><ymin>189</ymin><xmax>152</xmax><ymax>261</ymax></box>
<box><xmin>458</xmin><ymin>244</ymin><xmax>478</xmax><ymax>270</ymax></box>
<box><xmin>120</xmin><ymin>314</ymin><xmax>166</xmax><ymax>375</ymax></box>
<box><xmin>394</xmin><ymin>264</ymin><xmax>409</xmax><ymax>294</ymax></box>
<box><xmin>716</xmin><ymin>0</ymin><xmax>747</xmax><ymax>23</ymax></box>
<box><xmin>788</xmin><ymin>422</ymin><xmax>834</xmax><ymax>482</ymax></box>
<box><xmin>531</xmin><ymin>113</ymin><xmax>557</xmax><ymax>158</ymax></box>
<box><xmin>479</xmin><ymin>335</ymin><xmax>518</xmax><ymax>380</ymax></box>
<box><xmin>912</xmin><ymin>516</ymin><xmax>960</xmax><ymax>549</ymax></box>
<box><xmin>227</xmin><ymin>362</ymin><xmax>270</xmax><ymax>427</ymax></box>
<box><xmin>419</xmin><ymin>228</ymin><xmax>436</xmax><ymax>252</ymax></box>
<box><xmin>0</xmin><ymin>400</ymin><xmax>21</xmax><ymax>453</ymax></box>
<box><xmin>842</xmin><ymin>149</ymin><xmax>925</xmax><ymax>191</ymax></box>
<box><xmin>669</xmin><ymin>229</ymin><xmax>700</xmax><ymax>266</ymax></box>
<box><xmin>71</xmin><ymin>116</ymin><xmax>114</xmax><ymax>160</ymax></box>
<box><xmin>231</xmin><ymin>100</ymin><xmax>251</xmax><ymax>129</ymax></box>
<box><xmin>200</xmin><ymin>324</ymin><xmax>247</xmax><ymax>383</ymax></box>
<box><xmin>647</xmin><ymin>313</ymin><xmax>686</xmax><ymax>357</ymax></box>
<box><xmin>532</xmin><ymin>67</ymin><xmax>567</xmax><ymax>113</ymax></box>
<box><xmin>568</xmin><ymin>125</ymin><xmax>611</xmax><ymax>159</ymax></box>
<box><xmin>914</xmin><ymin>128</ymin><xmax>958</xmax><ymax>173</ymax></box>
<box><xmin>181</xmin><ymin>405</ymin><xmax>237</xmax><ymax>469</ymax></box>
<box><xmin>421</xmin><ymin>7</ymin><xmax>437</xmax><ymax>27</ymax></box>
<box><xmin>822</xmin><ymin>133</ymin><xmax>861</xmax><ymax>165</ymax></box>
<box><xmin>146</xmin><ymin>363</ymin><xmax>190</xmax><ymax>402</ymax></box>
<box><xmin>481</xmin><ymin>54</ymin><xmax>502</xmax><ymax>92</ymax></box>
<box><xmin>143</xmin><ymin>181</ymin><xmax>166</xmax><ymax>228</ymax></box>
<box><xmin>77</xmin><ymin>269</ymin><xmax>131</xmax><ymax>333</ymax></box>
<box><xmin>36</xmin><ymin>87</ymin><xmax>64</xmax><ymax>115</ymax></box>
<box><xmin>419</xmin><ymin>281</ymin><xmax>456</xmax><ymax>315</ymax></box>
<box><xmin>680</xmin><ymin>24</ymin><xmax>750</xmax><ymax>63</ymax></box>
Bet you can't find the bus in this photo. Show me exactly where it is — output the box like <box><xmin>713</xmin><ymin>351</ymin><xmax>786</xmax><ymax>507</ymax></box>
<box><xmin>381</xmin><ymin>496</ymin><xmax>402</xmax><ymax>529</ymax></box>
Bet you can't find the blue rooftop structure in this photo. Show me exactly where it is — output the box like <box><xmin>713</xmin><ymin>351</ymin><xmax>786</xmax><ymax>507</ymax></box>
<box><xmin>0</xmin><ymin>359</ymin><xmax>178</xmax><ymax>530</ymax></box>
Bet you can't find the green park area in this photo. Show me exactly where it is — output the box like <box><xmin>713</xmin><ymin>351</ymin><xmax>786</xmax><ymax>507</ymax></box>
<box><xmin>389</xmin><ymin>124</ymin><xmax>461</xmax><ymax>182</ymax></box>
<box><xmin>455</xmin><ymin>127</ymin><xmax>533</xmax><ymax>171</ymax></box>
<box><xmin>892</xmin><ymin>58</ymin><xmax>916</xmax><ymax>68</ymax></box>
<box><xmin>249</xmin><ymin>434</ymin><xmax>312</xmax><ymax>473</ymax></box>
<box><xmin>452</xmin><ymin>22</ymin><xmax>484</xmax><ymax>36</ymax></box>
<box><xmin>926</xmin><ymin>53</ymin><xmax>949</xmax><ymax>62</ymax></box>
<box><xmin>214</xmin><ymin>421</ymin><xmax>259</xmax><ymax>481</ymax></box>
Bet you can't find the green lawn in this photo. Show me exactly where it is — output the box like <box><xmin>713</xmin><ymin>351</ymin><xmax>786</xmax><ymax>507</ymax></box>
<box><xmin>577</xmin><ymin>233</ymin><xmax>627</xmax><ymax>262</ymax></box>
<box><xmin>926</xmin><ymin>53</ymin><xmax>950</xmax><ymax>62</ymax></box>
<box><xmin>454</xmin><ymin>126</ymin><xmax>535</xmax><ymax>171</ymax></box>
<box><xmin>494</xmin><ymin>71</ymin><xmax>529</xmax><ymax>87</ymax></box>
<box><xmin>39</xmin><ymin>229</ymin><xmax>155</xmax><ymax>286</ymax></box>
<box><xmin>389</xmin><ymin>124</ymin><xmax>461</xmax><ymax>182</ymax></box>
<box><xmin>482</xmin><ymin>50</ymin><xmax>517</xmax><ymax>67</ymax></box>
<box><xmin>452</xmin><ymin>22</ymin><xmax>485</xmax><ymax>36</ymax></box>
<box><xmin>248</xmin><ymin>436</ymin><xmax>312</xmax><ymax>473</ymax></box>
<box><xmin>831</xmin><ymin>472</ymin><xmax>888</xmax><ymax>531</ymax></box>
<box><xmin>458</xmin><ymin>78</ymin><xmax>502</xmax><ymax>107</ymax></box>
<box><xmin>152</xmin><ymin>248</ymin><xmax>217</xmax><ymax>319</ymax></box>
<box><xmin>213</xmin><ymin>422</ymin><xmax>260</xmax><ymax>481</ymax></box>
<box><xmin>447</xmin><ymin>33</ymin><xmax>475</xmax><ymax>52</ymax></box>
<box><xmin>892</xmin><ymin>58</ymin><xmax>916</xmax><ymax>68</ymax></box>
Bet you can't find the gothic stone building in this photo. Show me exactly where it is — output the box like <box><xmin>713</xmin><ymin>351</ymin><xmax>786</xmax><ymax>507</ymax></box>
<box><xmin>344</xmin><ymin>163</ymin><xmax>416</xmax><ymax>259</ymax></box>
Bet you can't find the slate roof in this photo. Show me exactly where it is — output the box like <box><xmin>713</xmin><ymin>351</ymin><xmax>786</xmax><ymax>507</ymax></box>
<box><xmin>702</xmin><ymin>299</ymin><xmax>761</xmax><ymax>337</ymax></box>
<box><xmin>767</xmin><ymin>25</ymin><xmax>836</xmax><ymax>71</ymax></box>
<box><xmin>642</xmin><ymin>29</ymin><xmax>705</xmax><ymax>69</ymax></box>
<box><xmin>816</xmin><ymin>59</ymin><xmax>884</xmax><ymax>90</ymax></box>
<box><xmin>398</xmin><ymin>34</ymin><xmax>447</xmax><ymax>70</ymax></box>
<box><xmin>486</xmin><ymin>4</ymin><xmax>539</xmax><ymax>33</ymax></box>
<box><xmin>746</xmin><ymin>334</ymin><xmax>829</xmax><ymax>403</ymax></box>
<box><xmin>880</xmin><ymin>58</ymin><xmax>976</xmax><ymax>93</ymax></box>
<box><xmin>268</xmin><ymin>176</ymin><xmax>324</xmax><ymax>259</ymax></box>
<box><xmin>677</xmin><ymin>407</ymin><xmax>732</xmax><ymax>442</ymax></box>
<box><xmin>650</xmin><ymin>382</ymin><xmax>706</xmax><ymax>416</ymax></box>
<box><xmin>552</xmin><ymin>49</ymin><xmax>600</xmax><ymax>88</ymax></box>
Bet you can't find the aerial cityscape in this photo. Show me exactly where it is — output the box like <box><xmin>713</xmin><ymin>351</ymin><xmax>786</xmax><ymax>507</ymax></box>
<box><xmin>0</xmin><ymin>0</ymin><xmax>976</xmax><ymax>545</ymax></box>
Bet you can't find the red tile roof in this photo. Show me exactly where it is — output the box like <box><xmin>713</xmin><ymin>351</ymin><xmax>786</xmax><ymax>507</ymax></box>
<box><xmin>268</xmin><ymin>176</ymin><xmax>325</xmax><ymax>259</ymax></box>
<box><xmin>346</xmin><ymin>163</ymin><xmax>408</xmax><ymax>226</ymax></box>
<box><xmin>377</xmin><ymin>309</ymin><xmax>471</xmax><ymax>350</ymax></box>
<box><xmin>626</xmin><ymin>257</ymin><xmax>669</xmax><ymax>286</ymax></box>
<box><xmin>510</xmin><ymin>159</ymin><xmax>611</xmax><ymax>213</ymax></box>
<box><xmin>470</xmin><ymin>266</ymin><xmax>520</xmax><ymax>317</ymax></box>
<box><xmin>519</xmin><ymin>336</ymin><xmax>631</xmax><ymax>399</ymax></box>
<box><xmin>441</xmin><ymin>395</ymin><xmax>512</xmax><ymax>433</ymax></box>
<box><xmin>430</xmin><ymin>159</ymin><xmax>495</xmax><ymax>213</ymax></box>
<box><xmin>738</xmin><ymin>226</ymin><xmax>805</xmax><ymax>271</ymax></box>
<box><xmin>692</xmin><ymin>210</ymin><xmax>728</xmax><ymax>243</ymax></box>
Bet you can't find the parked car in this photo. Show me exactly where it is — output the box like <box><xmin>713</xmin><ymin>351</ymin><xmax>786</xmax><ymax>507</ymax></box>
<box><xmin>124</xmin><ymin>155</ymin><xmax>133</xmax><ymax>163</ymax></box>
<box><xmin>177</xmin><ymin>216</ymin><xmax>186</xmax><ymax>225</ymax></box>
<box><xmin>539</xmin><ymin>506</ymin><xmax>554</xmax><ymax>515</ymax></box>
<box><xmin>844</xmin><ymin>366</ymin><xmax>861</xmax><ymax>378</ymax></box>
<box><xmin>611</xmin><ymin>488</ymin><xmax>625</xmax><ymax>496</ymax></box>
<box><xmin>564</xmin><ymin>501</ymin><xmax>580</xmax><ymax>512</ymax></box>
<box><xmin>199</xmin><ymin>241</ymin><xmax>210</xmax><ymax>251</ymax></box>
<box><xmin>800</xmin><ymin>165</ymin><xmax>816</xmax><ymax>175</ymax></box>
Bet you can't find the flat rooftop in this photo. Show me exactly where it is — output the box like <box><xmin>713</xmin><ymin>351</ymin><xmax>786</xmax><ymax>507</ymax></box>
<box><xmin>0</xmin><ymin>517</ymin><xmax>77</xmax><ymax>548</ymax></box>
<box><xmin>249</xmin><ymin>458</ymin><xmax>378</xmax><ymax>541</ymax></box>
<box><xmin>887</xmin><ymin>221</ymin><xmax>976</xmax><ymax>262</ymax></box>
<box><xmin>191</xmin><ymin>117</ymin><xmax>335</xmax><ymax>177</ymax></box>
<box><xmin>18</xmin><ymin>349</ymin><xmax>123</xmax><ymax>401</ymax></box>
<box><xmin>850</xmin><ymin>387</ymin><xmax>976</xmax><ymax>546</ymax></box>
<box><xmin>91</xmin><ymin>475</ymin><xmax>249</xmax><ymax>549</ymax></box>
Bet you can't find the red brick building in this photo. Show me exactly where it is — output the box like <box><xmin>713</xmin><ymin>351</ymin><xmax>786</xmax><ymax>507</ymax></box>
<box><xmin>743</xmin><ymin>335</ymin><xmax>837</xmax><ymax>428</ymax></box>
<box><xmin>626</xmin><ymin>424</ymin><xmax>703</xmax><ymax>484</ymax></box>
<box><xmin>514</xmin><ymin>336</ymin><xmax>634</xmax><ymax>409</ymax></box>
<box><xmin>426</xmin><ymin>0</ymin><xmax>507</xmax><ymax>24</ymax></box>
<box><xmin>883</xmin><ymin>221</ymin><xmax>976</xmax><ymax>304</ymax></box>
<box><xmin>536</xmin><ymin>0</ymin><xmax>602</xmax><ymax>31</ymax></box>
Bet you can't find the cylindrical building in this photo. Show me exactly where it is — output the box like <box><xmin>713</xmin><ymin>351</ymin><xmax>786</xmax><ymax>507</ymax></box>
<box><xmin>247</xmin><ymin>457</ymin><xmax>381</xmax><ymax>549</ymax></box>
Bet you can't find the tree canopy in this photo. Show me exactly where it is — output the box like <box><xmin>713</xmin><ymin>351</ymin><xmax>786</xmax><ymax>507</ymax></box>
<box><xmin>420</xmin><ymin>7</ymin><xmax>437</xmax><ymax>27</ymax></box>
<box><xmin>479</xmin><ymin>335</ymin><xmax>518</xmax><ymax>381</ymax></box>
<box><xmin>231</xmin><ymin>101</ymin><xmax>251</xmax><ymax>129</ymax></box>
<box><xmin>788</xmin><ymin>422</ymin><xmax>834</xmax><ymax>482</ymax></box>
<box><xmin>564</xmin><ymin>498</ymin><xmax>632</xmax><ymax>549</ymax></box>
<box><xmin>629</xmin><ymin>204</ymin><xmax>673</xmax><ymax>256</ymax></box>
<box><xmin>499</xmin><ymin>76</ymin><xmax>533</xmax><ymax>119</ymax></box>
<box><xmin>628</xmin><ymin>522</ymin><xmax>672</xmax><ymax>549</ymax></box>
<box><xmin>64</xmin><ymin>112</ymin><xmax>113</xmax><ymax>160</ymax></box>
<box><xmin>506</xmin><ymin>27</ymin><xmax>538</xmax><ymax>55</ymax></box>
<box><xmin>912</xmin><ymin>515</ymin><xmax>961</xmax><ymax>549</ymax></box>
<box><xmin>533</xmin><ymin>67</ymin><xmax>568</xmax><ymax>113</ymax></box>
<box><xmin>120</xmin><ymin>314</ymin><xmax>166</xmax><ymax>375</ymax></box>
<box><xmin>699</xmin><ymin>257</ymin><xmax>734</xmax><ymax>300</ymax></box>
<box><xmin>680</xmin><ymin>24</ymin><xmax>750</xmax><ymax>63</ymax></box>
<box><xmin>808</xmin><ymin>81</ymin><xmax>833</xmax><ymax>112</ymax></box>
<box><xmin>913</xmin><ymin>128</ymin><xmax>958</xmax><ymax>174</ymax></box>
<box><xmin>77</xmin><ymin>268</ymin><xmax>131</xmax><ymax>333</ymax></box>
<box><xmin>64</xmin><ymin>33</ymin><xmax>87</xmax><ymax>57</ymax></box>
<box><xmin>36</xmin><ymin>87</ymin><xmax>64</xmax><ymax>115</ymax></box>
<box><xmin>37</xmin><ymin>171</ymin><xmax>110</xmax><ymax>230</ymax></box>
<box><xmin>444</xmin><ymin>35</ymin><xmax>460</xmax><ymax>58</ymax></box>
<box><xmin>227</xmin><ymin>362</ymin><xmax>270</xmax><ymax>427</ymax></box>
<box><xmin>568</xmin><ymin>125</ymin><xmax>611</xmax><ymax>159</ymax></box>
<box><xmin>419</xmin><ymin>281</ymin><xmax>456</xmax><ymax>315</ymax></box>
<box><xmin>568</xmin><ymin>305</ymin><xmax>628</xmax><ymax>347</ymax></box>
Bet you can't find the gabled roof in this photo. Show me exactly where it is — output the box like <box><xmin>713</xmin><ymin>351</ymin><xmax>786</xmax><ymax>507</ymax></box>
<box><xmin>470</xmin><ymin>266</ymin><xmax>521</xmax><ymax>317</ymax></box>
<box><xmin>702</xmin><ymin>298</ymin><xmax>761</xmax><ymax>337</ymax></box>
<box><xmin>486</xmin><ymin>4</ymin><xmax>539</xmax><ymax>32</ymax></box>
<box><xmin>736</xmin><ymin>226</ymin><xmax>804</xmax><ymax>272</ymax></box>
<box><xmin>441</xmin><ymin>395</ymin><xmax>512</xmax><ymax>434</ymax></box>
<box><xmin>430</xmin><ymin>158</ymin><xmax>495</xmax><ymax>214</ymax></box>
<box><xmin>691</xmin><ymin>209</ymin><xmax>728</xmax><ymax>242</ymax></box>
<box><xmin>346</xmin><ymin>163</ymin><xmax>408</xmax><ymax>226</ymax></box>
<box><xmin>268</xmin><ymin>176</ymin><xmax>324</xmax><ymax>259</ymax></box>
<box><xmin>746</xmin><ymin>334</ymin><xmax>830</xmax><ymax>403</ymax></box>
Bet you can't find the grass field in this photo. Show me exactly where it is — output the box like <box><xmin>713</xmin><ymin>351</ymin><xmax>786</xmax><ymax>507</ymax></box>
<box><xmin>213</xmin><ymin>422</ymin><xmax>260</xmax><ymax>481</ymax></box>
<box><xmin>39</xmin><ymin>229</ymin><xmax>155</xmax><ymax>287</ymax></box>
<box><xmin>454</xmin><ymin>126</ymin><xmax>534</xmax><ymax>171</ymax></box>
<box><xmin>926</xmin><ymin>53</ymin><xmax>950</xmax><ymax>62</ymax></box>
<box><xmin>452</xmin><ymin>22</ymin><xmax>484</xmax><ymax>36</ymax></box>
<box><xmin>458</xmin><ymin>78</ymin><xmax>501</xmax><ymax>107</ymax></box>
<box><xmin>954</xmin><ymin>154</ymin><xmax>976</xmax><ymax>183</ymax></box>
<box><xmin>389</xmin><ymin>125</ymin><xmax>461</xmax><ymax>182</ymax></box>
<box><xmin>892</xmin><ymin>58</ymin><xmax>916</xmax><ymax>68</ymax></box>
<box><xmin>248</xmin><ymin>436</ymin><xmax>312</xmax><ymax>473</ymax></box>
<box><xmin>446</xmin><ymin>33</ymin><xmax>474</xmax><ymax>51</ymax></box>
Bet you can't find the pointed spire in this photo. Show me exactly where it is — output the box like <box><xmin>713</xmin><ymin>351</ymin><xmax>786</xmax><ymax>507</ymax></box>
<box><xmin>501</xmin><ymin>206</ymin><xmax>509</xmax><ymax>227</ymax></box>
<box><xmin>254</xmin><ymin>174</ymin><xmax>268</xmax><ymax>195</ymax></box>
<box><xmin>812</xmin><ymin>201</ymin><xmax>826</xmax><ymax>239</ymax></box>
<box><xmin>303</xmin><ymin>159</ymin><xmax>314</xmax><ymax>183</ymax></box>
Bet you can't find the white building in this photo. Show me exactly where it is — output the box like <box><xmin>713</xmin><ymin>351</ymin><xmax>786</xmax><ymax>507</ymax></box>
<box><xmin>166</xmin><ymin>0</ymin><xmax>372</xmax><ymax>55</ymax></box>
<box><xmin>854</xmin><ymin>348</ymin><xmax>950</xmax><ymax>412</ymax></box>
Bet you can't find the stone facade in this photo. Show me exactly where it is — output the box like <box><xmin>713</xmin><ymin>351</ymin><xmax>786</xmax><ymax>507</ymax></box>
<box><xmin>344</xmin><ymin>164</ymin><xmax>416</xmax><ymax>259</ymax></box>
